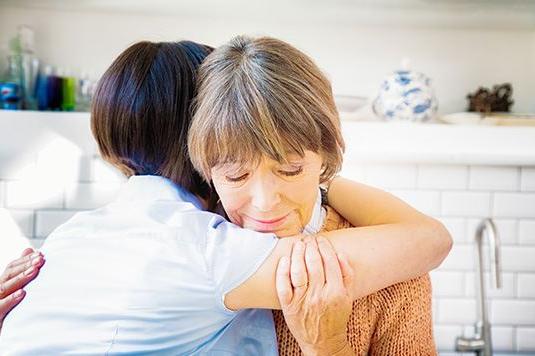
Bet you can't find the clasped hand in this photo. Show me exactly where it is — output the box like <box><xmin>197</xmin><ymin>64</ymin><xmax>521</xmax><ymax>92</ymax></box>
<box><xmin>276</xmin><ymin>235</ymin><xmax>355</xmax><ymax>356</ymax></box>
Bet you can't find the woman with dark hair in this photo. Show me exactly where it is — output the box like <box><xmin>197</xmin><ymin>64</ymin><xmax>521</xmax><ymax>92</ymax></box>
<box><xmin>0</xmin><ymin>39</ymin><xmax>450</xmax><ymax>355</ymax></box>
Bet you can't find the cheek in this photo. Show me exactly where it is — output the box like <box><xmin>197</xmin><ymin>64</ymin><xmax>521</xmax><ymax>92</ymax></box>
<box><xmin>212</xmin><ymin>182</ymin><xmax>247</xmax><ymax>224</ymax></box>
<box><xmin>284</xmin><ymin>175</ymin><xmax>320</xmax><ymax>215</ymax></box>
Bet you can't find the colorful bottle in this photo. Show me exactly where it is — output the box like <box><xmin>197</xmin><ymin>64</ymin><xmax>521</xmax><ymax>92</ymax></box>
<box><xmin>1</xmin><ymin>55</ymin><xmax>23</xmax><ymax>110</ymax></box>
<box><xmin>35</xmin><ymin>65</ymin><xmax>52</xmax><ymax>110</ymax></box>
<box><xmin>61</xmin><ymin>72</ymin><xmax>76</xmax><ymax>111</ymax></box>
<box><xmin>47</xmin><ymin>68</ymin><xmax>62</xmax><ymax>111</ymax></box>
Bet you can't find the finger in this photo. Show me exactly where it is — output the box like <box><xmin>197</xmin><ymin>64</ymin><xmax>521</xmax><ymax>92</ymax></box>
<box><xmin>337</xmin><ymin>253</ymin><xmax>355</xmax><ymax>291</ymax></box>
<box><xmin>304</xmin><ymin>237</ymin><xmax>325</xmax><ymax>292</ymax></box>
<box><xmin>301</xmin><ymin>235</ymin><xmax>314</xmax><ymax>244</ymax></box>
<box><xmin>276</xmin><ymin>256</ymin><xmax>293</xmax><ymax>306</ymax></box>
<box><xmin>1</xmin><ymin>254</ymin><xmax>45</xmax><ymax>283</ymax></box>
<box><xmin>0</xmin><ymin>289</ymin><xmax>26</xmax><ymax>319</ymax></box>
<box><xmin>317</xmin><ymin>236</ymin><xmax>343</xmax><ymax>289</ymax></box>
<box><xmin>20</xmin><ymin>248</ymin><xmax>35</xmax><ymax>258</ymax></box>
<box><xmin>290</xmin><ymin>241</ymin><xmax>307</xmax><ymax>289</ymax></box>
<box><xmin>0</xmin><ymin>265</ymin><xmax>40</xmax><ymax>299</ymax></box>
<box><xmin>3</xmin><ymin>251</ymin><xmax>42</xmax><ymax>273</ymax></box>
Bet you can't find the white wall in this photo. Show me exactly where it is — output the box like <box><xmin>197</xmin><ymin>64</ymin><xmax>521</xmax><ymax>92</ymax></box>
<box><xmin>0</xmin><ymin>5</ymin><xmax>534</xmax><ymax>114</ymax></box>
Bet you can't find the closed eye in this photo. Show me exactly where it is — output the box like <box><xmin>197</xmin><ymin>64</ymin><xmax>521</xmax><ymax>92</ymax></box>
<box><xmin>225</xmin><ymin>173</ymin><xmax>249</xmax><ymax>182</ymax></box>
<box><xmin>279</xmin><ymin>167</ymin><xmax>303</xmax><ymax>176</ymax></box>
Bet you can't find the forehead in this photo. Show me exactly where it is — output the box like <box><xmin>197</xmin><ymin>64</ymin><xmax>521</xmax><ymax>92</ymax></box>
<box><xmin>212</xmin><ymin>150</ymin><xmax>321</xmax><ymax>171</ymax></box>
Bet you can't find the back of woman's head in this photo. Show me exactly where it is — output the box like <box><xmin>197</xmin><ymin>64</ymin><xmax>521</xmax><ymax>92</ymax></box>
<box><xmin>91</xmin><ymin>40</ymin><xmax>213</xmax><ymax>198</ymax></box>
<box><xmin>188</xmin><ymin>36</ymin><xmax>345</xmax><ymax>184</ymax></box>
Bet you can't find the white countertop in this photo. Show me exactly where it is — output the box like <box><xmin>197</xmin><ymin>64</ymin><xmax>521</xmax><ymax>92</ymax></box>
<box><xmin>1</xmin><ymin>110</ymin><xmax>534</xmax><ymax>167</ymax></box>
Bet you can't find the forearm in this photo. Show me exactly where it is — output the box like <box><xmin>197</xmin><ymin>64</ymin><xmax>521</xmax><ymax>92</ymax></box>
<box><xmin>326</xmin><ymin>176</ymin><xmax>452</xmax><ymax>290</ymax></box>
<box><xmin>226</xmin><ymin>215</ymin><xmax>450</xmax><ymax>309</ymax></box>
<box><xmin>321</xmin><ymin>221</ymin><xmax>448</xmax><ymax>299</ymax></box>
<box><xmin>327</xmin><ymin>177</ymin><xmax>429</xmax><ymax>226</ymax></box>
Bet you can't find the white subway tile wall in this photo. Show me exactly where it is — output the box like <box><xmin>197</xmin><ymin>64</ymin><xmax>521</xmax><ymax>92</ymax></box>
<box><xmin>441</xmin><ymin>191</ymin><xmax>492</xmax><ymax>218</ymax></box>
<box><xmin>519</xmin><ymin>220</ymin><xmax>535</xmax><ymax>245</ymax></box>
<box><xmin>1</xmin><ymin>158</ymin><xmax>534</xmax><ymax>353</ymax></box>
<box><xmin>521</xmin><ymin>168</ymin><xmax>535</xmax><ymax>192</ymax></box>
<box><xmin>517</xmin><ymin>327</ymin><xmax>535</xmax><ymax>352</ymax></box>
<box><xmin>469</xmin><ymin>166</ymin><xmax>520</xmax><ymax>191</ymax></box>
<box><xmin>418</xmin><ymin>165</ymin><xmax>468</xmax><ymax>190</ymax></box>
<box><xmin>35</xmin><ymin>210</ymin><xmax>78</xmax><ymax>238</ymax></box>
<box><xmin>7</xmin><ymin>209</ymin><xmax>34</xmax><ymax>238</ymax></box>
<box><xmin>493</xmin><ymin>193</ymin><xmax>535</xmax><ymax>219</ymax></box>
<box><xmin>349</xmin><ymin>163</ymin><xmax>535</xmax><ymax>354</ymax></box>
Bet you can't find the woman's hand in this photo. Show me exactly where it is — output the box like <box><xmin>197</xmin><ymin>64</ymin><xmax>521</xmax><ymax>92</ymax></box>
<box><xmin>276</xmin><ymin>236</ymin><xmax>355</xmax><ymax>356</ymax></box>
<box><xmin>0</xmin><ymin>248</ymin><xmax>45</xmax><ymax>333</ymax></box>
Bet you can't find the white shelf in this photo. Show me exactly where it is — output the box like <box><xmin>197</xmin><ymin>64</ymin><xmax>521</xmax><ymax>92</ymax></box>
<box><xmin>0</xmin><ymin>110</ymin><xmax>97</xmax><ymax>156</ymax></box>
<box><xmin>341</xmin><ymin>120</ymin><xmax>535</xmax><ymax>166</ymax></box>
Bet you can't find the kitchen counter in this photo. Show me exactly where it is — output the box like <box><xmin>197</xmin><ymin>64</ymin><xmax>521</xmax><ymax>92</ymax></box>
<box><xmin>1</xmin><ymin>110</ymin><xmax>534</xmax><ymax>167</ymax></box>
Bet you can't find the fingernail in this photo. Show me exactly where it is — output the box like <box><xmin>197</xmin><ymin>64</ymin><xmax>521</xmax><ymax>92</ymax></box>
<box><xmin>24</xmin><ymin>267</ymin><xmax>35</xmax><ymax>276</ymax></box>
<box><xmin>13</xmin><ymin>290</ymin><xmax>24</xmax><ymax>298</ymax></box>
<box><xmin>30</xmin><ymin>252</ymin><xmax>40</xmax><ymax>259</ymax></box>
<box><xmin>31</xmin><ymin>256</ymin><xmax>42</xmax><ymax>265</ymax></box>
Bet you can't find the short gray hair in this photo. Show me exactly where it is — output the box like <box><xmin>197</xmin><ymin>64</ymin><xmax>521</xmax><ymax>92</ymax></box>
<box><xmin>188</xmin><ymin>36</ymin><xmax>345</xmax><ymax>183</ymax></box>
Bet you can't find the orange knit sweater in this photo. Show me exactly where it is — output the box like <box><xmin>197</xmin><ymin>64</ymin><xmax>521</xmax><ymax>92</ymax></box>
<box><xmin>273</xmin><ymin>206</ymin><xmax>437</xmax><ymax>355</ymax></box>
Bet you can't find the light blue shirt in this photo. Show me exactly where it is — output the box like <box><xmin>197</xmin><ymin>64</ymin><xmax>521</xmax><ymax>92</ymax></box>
<box><xmin>0</xmin><ymin>176</ymin><xmax>279</xmax><ymax>355</ymax></box>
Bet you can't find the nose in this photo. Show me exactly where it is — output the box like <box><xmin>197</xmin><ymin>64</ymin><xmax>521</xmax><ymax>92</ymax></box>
<box><xmin>249</xmin><ymin>172</ymin><xmax>281</xmax><ymax>213</ymax></box>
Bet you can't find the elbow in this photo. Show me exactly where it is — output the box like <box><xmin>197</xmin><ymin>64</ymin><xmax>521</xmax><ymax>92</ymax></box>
<box><xmin>426</xmin><ymin>218</ymin><xmax>453</xmax><ymax>270</ymax></box>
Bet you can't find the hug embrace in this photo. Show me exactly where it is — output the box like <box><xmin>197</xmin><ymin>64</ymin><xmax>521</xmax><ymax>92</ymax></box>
<box><xmin>0</xmin><ymin>36</ymin><xmax>452</xmax><ymax>355</ymax></box>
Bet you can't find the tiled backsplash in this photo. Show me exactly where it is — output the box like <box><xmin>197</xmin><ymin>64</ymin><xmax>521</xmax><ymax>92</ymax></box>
<box><xmin>1</xmin><ymin>121</ymin><xmax>534</xmax><ymax>353</ymax></box>
<box><xmin>340</xmin><ymin>163</ymin><xmax>535</xmax><ymax>353</ymax></box>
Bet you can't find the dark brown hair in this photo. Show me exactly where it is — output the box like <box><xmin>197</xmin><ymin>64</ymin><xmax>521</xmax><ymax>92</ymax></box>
<box><xmin>91</xmin><ymin>40</ymin><xmax>213</xmax><ymax>199</ymax></box>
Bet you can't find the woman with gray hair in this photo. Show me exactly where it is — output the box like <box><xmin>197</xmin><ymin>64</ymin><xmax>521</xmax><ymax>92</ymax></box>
<box><xmin>188</xmin><ymin>36</ymin><xmax>442</xmax><ymax>354</ymax></box>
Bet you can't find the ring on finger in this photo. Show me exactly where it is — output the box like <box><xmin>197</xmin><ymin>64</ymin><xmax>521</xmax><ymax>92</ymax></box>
<box><xmin>292</xmin><ymin>281</ymin><xmax>308</xmax><ymax>288</ymax></box>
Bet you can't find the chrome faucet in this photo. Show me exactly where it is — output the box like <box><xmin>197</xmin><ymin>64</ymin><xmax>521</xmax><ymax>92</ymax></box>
<box><xmin>455</xmin><ymin>218</ymin><xmax>502</xmax><ymax>356</ymax></box>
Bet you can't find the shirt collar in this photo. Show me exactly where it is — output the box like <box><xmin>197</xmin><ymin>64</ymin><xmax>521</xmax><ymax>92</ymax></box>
<box><xmin>113</xmin><ymin>175</ymin><xmax>204</xmax><ymax>210</ymax></box>
<box><xmin>302</xmin><ymin>188</ymin><xmax>326</xmax><ymax>235</ymax></box>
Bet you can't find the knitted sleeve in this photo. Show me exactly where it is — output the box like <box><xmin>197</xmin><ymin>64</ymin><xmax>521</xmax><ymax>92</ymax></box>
<box><xmin>368</xmin><ymin>274</ymin><xmax>437</xmax><ymax>356</ymax></box>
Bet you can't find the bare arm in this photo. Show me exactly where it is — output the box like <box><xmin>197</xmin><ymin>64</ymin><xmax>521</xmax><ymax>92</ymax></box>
<box><xmin>327</xmin><ymin>176</ymin><xmax>451</xmax><ymax>266</ymax></box>
<box><xmin>326</xmin><ymin>176</ymin><xmax>452</xmax><ymax>298</ymax></box>
<box><xmin>225</xmin><ymin>177</ymin><xmax>452</xmax><ymax>310</ymax></box>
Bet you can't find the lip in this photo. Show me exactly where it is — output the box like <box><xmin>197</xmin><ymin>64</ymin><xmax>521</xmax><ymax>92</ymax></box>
<box><xmin>250</xmin><ymin>214</ymin><xmax>288</xmax><ymax>224</ymax></box>
<box><xmin>245</xmin><ymin>213</ymin><xmax>290</xmax><ymax>231</ymax></box>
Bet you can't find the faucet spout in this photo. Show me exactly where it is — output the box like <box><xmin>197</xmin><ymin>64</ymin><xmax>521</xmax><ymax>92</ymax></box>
<box><xmin>476</xmin><ymin>219</ymin><xmax>502</xmax><ymax>290</ymax></box>
<box><xmin>455</xmin><ymin>218</ymin><xmax>502</xmax><ymax>356</ymax></box>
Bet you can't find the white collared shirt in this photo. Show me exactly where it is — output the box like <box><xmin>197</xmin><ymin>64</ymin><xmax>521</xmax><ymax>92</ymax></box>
<box><xmin>302</xmin><ymin>189</ymin><xmax>326</xmax><ymax>235</ymax></box>
<box><xmin>0</xmin><ymin>176</ymin><xmax>279</xmax><ymax>355</ymax></box>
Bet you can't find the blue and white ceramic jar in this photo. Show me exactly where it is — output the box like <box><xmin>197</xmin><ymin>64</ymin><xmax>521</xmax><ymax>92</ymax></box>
<box><xmin>373</xmin><ymin>70</ymin><xmax>438</xmax><ymax>122</ymax></box>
